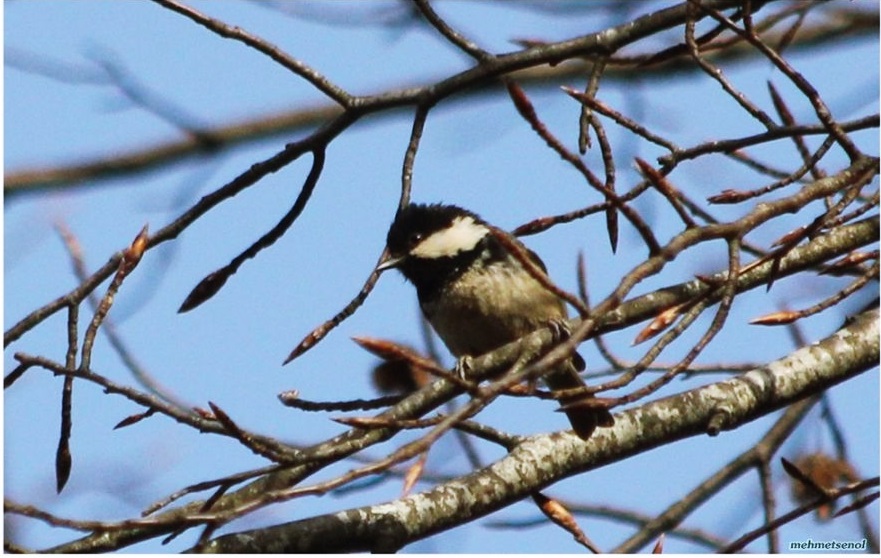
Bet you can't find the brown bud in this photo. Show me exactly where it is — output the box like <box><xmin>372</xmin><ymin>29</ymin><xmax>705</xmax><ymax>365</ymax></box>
<box><xmin>402</xmin><ymin>452</ymin><xmax>428</xmax><ymax>497</ymax></box>
<box><xmin>193</xmin><ymin>406</ymin><xmax>217</xmax><ymax>421</ymax></box>
<box><xmin>772</xmin><ymin>226</ymin><xmax>807</xmax><ymax>248</ymax></box>
<box><xmin>749</xmin><ymin>310</ymin><xmax>799</xmax><ymax>326</ymax></box>
<box><xmin>506</xmin><ymin>82</ymin><xmax>537</xmax><ymax>121</ymax></box>
<box><xmin>333</xmin><ymin>416</ymin><xmax>385</xmax><ymax>429</ymax></box>
<box><xmin>179</xmin><ymin>269</ymin><xmax>230</xmax><ymax>314</ymax></box>
<box><xmin>533</xmin><ymin>492</ymin><xmax>581</xmax><ymax>536</ymax></box>
<box><xmin>652</xmin><ymin>533</ymin><xmax>666</xmax><ymax>554</ymax></box>
<box><xmin>124</xmin><ymin>224</ymin><xmax>149</xmax><ymax>265</ymax></box>
<box><xmin>114</xmin><ymin>408</ymin><xmax>157</xmax><ymax>429</ymax></box>
<box><xmin>707</xmin><ymin>189</ymin><xmax>750</xmax><ymax>204</ymax></box>
<box><xmin>820</xmin><ymin>251</ymin><xmax>877</xmax><ymax>275</ymax></box>
<box><xmin>634</xmin><ymin>304</ymin><xmax>683</xmax><ymax>345</ymax></box>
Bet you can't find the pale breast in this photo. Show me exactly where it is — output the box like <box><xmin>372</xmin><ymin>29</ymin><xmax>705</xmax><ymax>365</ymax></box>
<box><xmin>421</xmin><ymin>260</ymin><xmax>567</xmax><ymax>357</ymax></box>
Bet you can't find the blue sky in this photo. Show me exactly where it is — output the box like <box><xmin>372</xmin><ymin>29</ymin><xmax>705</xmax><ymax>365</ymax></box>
<box><xmin>4</xmin><ymin>1</ymin><xmax>878</xmax><ymax>553</ymax></box>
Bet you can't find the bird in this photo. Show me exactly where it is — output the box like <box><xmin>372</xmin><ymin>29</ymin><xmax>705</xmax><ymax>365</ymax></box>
<box><xmin>376</xmin><ymin>202</ymin><xmax>613</xmax><ymax>439</ymax></box>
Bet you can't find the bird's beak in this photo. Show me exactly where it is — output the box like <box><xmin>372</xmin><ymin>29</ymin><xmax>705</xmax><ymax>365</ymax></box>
<box><xmin>376</xmin><ymin>252</ymin><xmax>405</xmax><ymax>273</ymax></box>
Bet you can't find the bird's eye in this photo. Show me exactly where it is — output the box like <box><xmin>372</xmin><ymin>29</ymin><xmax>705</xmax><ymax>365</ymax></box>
<box><xmin>407</xmin><ymin>232</ymin><xmax>423</xmax><ymax>248</ymax></box>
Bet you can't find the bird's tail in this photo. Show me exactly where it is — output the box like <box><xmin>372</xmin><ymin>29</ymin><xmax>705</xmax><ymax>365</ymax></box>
<box><xmin>545</xmin><ymin>362</ymin><xmax>614</xmax><ymax>440</ymax></box>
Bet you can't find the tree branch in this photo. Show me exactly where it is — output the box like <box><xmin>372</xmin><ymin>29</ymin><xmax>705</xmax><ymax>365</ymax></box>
<box><xmin>197</xmin><ymin>308</ymin><xmax>879</xmax><ymax>553</ymax></box>
<box><xmin>6</xmin><ymin>3</ymin><xmax>875</xmax><ymax>196</ymax></box>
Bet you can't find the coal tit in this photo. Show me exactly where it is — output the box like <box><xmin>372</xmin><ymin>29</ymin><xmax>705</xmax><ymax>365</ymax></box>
<box><xmin>377</xmin><ymin>203</ymin><xmax>613</xmax><ymax>439</ymax></box>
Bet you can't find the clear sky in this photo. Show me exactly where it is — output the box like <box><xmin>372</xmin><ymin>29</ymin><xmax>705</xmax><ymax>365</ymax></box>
<box><xmin>4</xmin><ymin>1</ymin><xmax>878</xmax><ymax>553</ymax></box>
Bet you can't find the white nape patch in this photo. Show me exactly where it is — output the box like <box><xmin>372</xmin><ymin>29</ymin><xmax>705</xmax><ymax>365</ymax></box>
<box><xmin>411</xmin><ymin>215</ymin><xmax>489</xmax><ymax>259</ymax></box>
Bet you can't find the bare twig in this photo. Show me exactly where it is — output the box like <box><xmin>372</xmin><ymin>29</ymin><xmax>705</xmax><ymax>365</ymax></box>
<box><xmin>150</xmin><ymin>0</ymin><xmax>352</xmax><ymax>106</ymax></box>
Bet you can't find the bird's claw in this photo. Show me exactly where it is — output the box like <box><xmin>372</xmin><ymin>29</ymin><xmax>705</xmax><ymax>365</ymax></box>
<box><xmin>547</xmin><ymin>318</ymin><xmax>571</xmax><ymax>342</ymax></box>
<box><xmin>454</xmin><ymin>356</ymin><xmax>474</xmax><ymax>380</ymax></box>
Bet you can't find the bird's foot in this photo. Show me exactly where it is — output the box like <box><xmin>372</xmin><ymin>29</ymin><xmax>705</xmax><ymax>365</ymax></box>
<box><xmin>454</xmin><ymin>355</ymin><xmax>474</xmax><ymax>380</ymax></box>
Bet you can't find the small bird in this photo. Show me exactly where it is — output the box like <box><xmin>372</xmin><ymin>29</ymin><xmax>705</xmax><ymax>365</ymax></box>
<box><xmin>376</xmin><ymin>203</ymin><xmax>613</xmax><ymax>439</ymax></box>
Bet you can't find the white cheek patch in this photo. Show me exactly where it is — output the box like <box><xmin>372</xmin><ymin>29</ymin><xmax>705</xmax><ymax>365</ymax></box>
<box><xmin>411</xmin><ymin>216</ymin><xmax>489</xmax><ymax>259</ymax></box>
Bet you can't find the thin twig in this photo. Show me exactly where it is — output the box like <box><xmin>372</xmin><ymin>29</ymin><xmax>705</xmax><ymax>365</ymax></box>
<box><xmin>411</xmin><ymin>0</ymin><xmax>492</xmax><ymax>61</ymax></box>
<box><xmin>150</xmin><ymin>0</ymin><xmax>352</xmax><ymax>106</ymax></box>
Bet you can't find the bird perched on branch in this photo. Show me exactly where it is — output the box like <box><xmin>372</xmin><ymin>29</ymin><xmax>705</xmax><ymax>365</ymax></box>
<box><xmin>377</xmin><ymin>203</ymin><xmax>613</xmax><ymax>439</ymax></box>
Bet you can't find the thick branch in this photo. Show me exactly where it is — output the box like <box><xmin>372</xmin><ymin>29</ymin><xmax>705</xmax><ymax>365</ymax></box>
<box><xmin>198</xmin><ymin>308</ymin><xmax>879</xmax><ymax>552</ymax></box>
<box><xmin>41</xmin><ymin>211</ymin><xmax>877</xmax><ymax>553</ymax></box>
